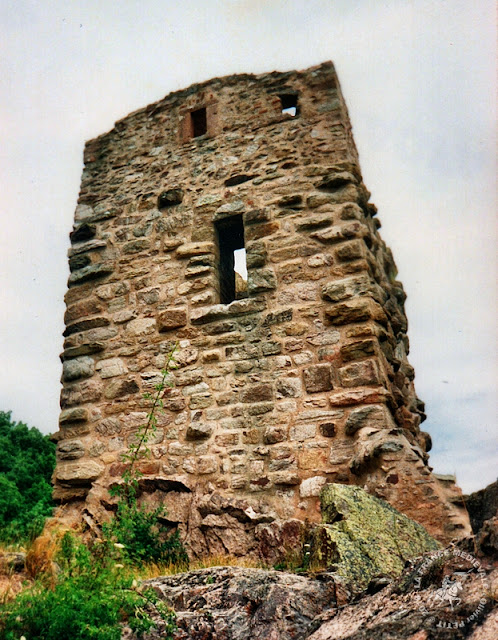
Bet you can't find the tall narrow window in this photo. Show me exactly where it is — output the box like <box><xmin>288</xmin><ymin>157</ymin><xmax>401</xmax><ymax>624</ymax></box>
<box><xmin>215</xmin><ymin>215</ymin><xmax>246</xmax><ymax>303</ymax></box>
<box><xmin>191</xmin><ymin>107</ymin><xmax>207</xmax><ymax>137</ymax></box>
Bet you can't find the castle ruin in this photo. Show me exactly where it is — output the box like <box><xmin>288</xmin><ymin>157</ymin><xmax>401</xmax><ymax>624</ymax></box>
<box><xmin>54</xmin><ymin>62</ymin><xmax>469</xmax><ymax>557</ymax></box>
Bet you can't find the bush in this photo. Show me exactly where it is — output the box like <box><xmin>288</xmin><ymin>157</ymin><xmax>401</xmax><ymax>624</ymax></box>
<box><xmin>0</xmin><ymin>411</ymin><xmax>55</xmax><ymax>542</ymax></box>
<box><xmin>103</xmin><ymin>480</ymin><xmax>188</xmax><ymax>567</ymax></box>
<box><xmin>0</xmin><ymin>532</ymin><xmax>176</xmax><ymax>640</ymax></box>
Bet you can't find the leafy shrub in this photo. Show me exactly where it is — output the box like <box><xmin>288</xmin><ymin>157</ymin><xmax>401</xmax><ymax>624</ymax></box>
<box><xmin>0</xmin><ymin>532</ymin><xmax>176</xmax><ymax>640</ymax></box>
<box><xmin>103</xmin><ymin>480</ymin><xmax>188</xmax><ymax>567</ymax></box>
<box><xmin>0</xmin><ymin>411</ymin><xmax>55</xmax><ymax>542</ymax></box>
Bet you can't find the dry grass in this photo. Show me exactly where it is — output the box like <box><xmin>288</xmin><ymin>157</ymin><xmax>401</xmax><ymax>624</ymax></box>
<box><xmin>25</xmin><ymin>520</ymin><xmax>78</xmax><ymax>580</ymax></box>
<box><xmin>0</xmin><ymin>571</ymin><xmax>31</xmax><ymax>603</ymax></box>
<box><xmin>137</xmin><ymin>553</ymin><xmax>269</xmax><ymax>580</ymax></box>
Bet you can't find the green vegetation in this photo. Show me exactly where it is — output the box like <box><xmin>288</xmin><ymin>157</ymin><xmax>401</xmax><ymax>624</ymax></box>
<box><xmin>0</xmin><ymin>411</ymin><xmax>55</xmax><ymax>543</ymax></box>
<box><xmin>0</xmin><ymin>532</ymin><xmax>176</xmax><ymax>640</ymax></box>
<box><xmin>0</xmin><ymin>347</ymin><xmax>185</xmax><ymax>638</ymax></box>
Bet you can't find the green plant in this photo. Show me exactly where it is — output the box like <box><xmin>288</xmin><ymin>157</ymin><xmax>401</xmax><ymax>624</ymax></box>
<box><xmin>0</xmin><ymin>411</ymin><xmax>55</xmax><ymax>543</ymax></box>
<box><xmin>103</xmin><ymin>344</ymin><xmax>188</xmax><ymax>567</ymax></box>
<box><xmin>0</xmin><ymin>532</ymin><xmax>176</xmax><ymax>639</ymax></box>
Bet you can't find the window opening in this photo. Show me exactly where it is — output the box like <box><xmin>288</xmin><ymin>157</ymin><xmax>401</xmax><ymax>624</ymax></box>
<box><xmin>215</xmin><ymin>215</ymin><xmax>247</xmax><ymax>303</ymax></box>
<box><xmin>191</xmin><ymin>107</ymin><xmax>207</xmax><ymax>137</ymax></box>
<box><xmin>279</xmin><ymin>94</ymin><xmax>298</xmax><ymax>117</ymax></box>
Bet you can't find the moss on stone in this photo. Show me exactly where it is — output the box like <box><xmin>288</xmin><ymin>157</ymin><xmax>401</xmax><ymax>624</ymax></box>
<box><xmin>311</xmin><ymin>483</ymin><xmax>440</xmax><ymax>590</ymax></box>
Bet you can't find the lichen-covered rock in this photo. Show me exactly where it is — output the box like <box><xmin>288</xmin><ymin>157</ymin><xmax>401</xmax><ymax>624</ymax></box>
<box><xmin>312</xmin><ymin>483</ymin><xmax>440</xmax><ymax>590</ymax></box>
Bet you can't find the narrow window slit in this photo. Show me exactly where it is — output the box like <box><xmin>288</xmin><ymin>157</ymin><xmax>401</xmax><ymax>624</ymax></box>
<box><xmin>215</xmin><ymin>215</ymin><xmax>247</xmax><ymax>303</ymax></box>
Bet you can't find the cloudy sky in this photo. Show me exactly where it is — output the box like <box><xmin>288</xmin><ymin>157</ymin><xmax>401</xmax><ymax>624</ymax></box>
<box><xmin>1</xmin><ymin>0</ymin><xmax>495</xmax><ymax>493</ymax></box>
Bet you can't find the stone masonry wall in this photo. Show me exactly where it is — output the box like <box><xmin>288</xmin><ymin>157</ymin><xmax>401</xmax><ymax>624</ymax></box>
<box><xmin>54</xmin><ymin>62</ymin><xmax>469</xmax><ymax>554</ymax></box>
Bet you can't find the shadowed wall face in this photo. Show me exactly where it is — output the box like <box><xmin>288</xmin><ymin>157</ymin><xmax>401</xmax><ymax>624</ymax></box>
<box><xmin>55</xmin><ymin>62</ymin><xmax>470</xmax><ymax>552</ymax></box>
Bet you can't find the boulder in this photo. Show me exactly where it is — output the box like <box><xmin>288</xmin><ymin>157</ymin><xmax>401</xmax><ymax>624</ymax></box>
<box><xmin>311</xmin><ymin>483</ymin><xmax>440</xmax><ymax>590</ymax></box>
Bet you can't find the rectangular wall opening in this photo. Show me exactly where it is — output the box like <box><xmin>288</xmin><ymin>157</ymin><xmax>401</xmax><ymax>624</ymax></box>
<box><xmin>215</xmin><ymin>215</ymin><xmax>246</xmax><ymax>303</ymax></box>
<box><xmin>279</xmin><ymin>93</ymin><xmax>298</xmax><ymax>117</ymax></box>
<box><xmin>191</xmin><ymin>107</ymin><xmax>207</xmax><ymax>137</ymax></box>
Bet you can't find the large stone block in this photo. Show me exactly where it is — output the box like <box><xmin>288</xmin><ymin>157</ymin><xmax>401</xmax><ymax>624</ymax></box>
<box><xmin>56</xmin><ymin>460</ymin><xmax>104</xmax><ymax>486</ymax></box>
<box><xmin>157</xmin><ymin>308</ymin><xmax>188</xmax><ymax>332</ymax></box>
<box><xmin>344</xmin><ymin>404</ymin><xmax>387</xmax><ymax>435</ymax></box>
<box><xmin>303</xmin><ymin>364</ymin><xmax>333</xmax><ymax>393</ymax></box>
<box><xmin>62</xmin><ymin>356</ymin><xmax>95</xmax><ymax>381</ymax></box>
<box><xmin>95</xmin><ymin>357</ymin><xmax>128</xmax><ymax>379</ymax></box>
<box><xmin>339</xmin><ymin>359</ymin><xmax>380</xmax><ymax>387</ymax></box>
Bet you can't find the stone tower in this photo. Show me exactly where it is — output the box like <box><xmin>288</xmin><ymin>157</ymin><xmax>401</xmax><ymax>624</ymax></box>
<box><xmin>55</xmin><ymin>62</ymin><xmax>469</xmax><ymax>556</ymax></box>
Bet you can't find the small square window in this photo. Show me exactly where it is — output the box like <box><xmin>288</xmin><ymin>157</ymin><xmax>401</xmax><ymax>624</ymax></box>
<box><xmin>279</xmin><ymin>94</ymin><xmax>298</xmax><ymax>117</ymax></box>
<box><xmin>191</xmin><ymin>107</ymin><xmax>207</xmax><ymax>137</ymax></box>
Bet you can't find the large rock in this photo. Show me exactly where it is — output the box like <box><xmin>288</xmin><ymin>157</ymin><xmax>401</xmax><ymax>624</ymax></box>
<box><xmin>122</xmin><ymin>561</ymin><xmax>497</xmax><ymax>640</ymax></box>
<box><xmin>123</xmin><ymin>566</ymin><xmax>343</xmax><ymax>640</ymax></box>
<box><xmin>308</xmin><ymin>562</ymin><xmax>497</xmax><ymax>640</ymax></box>
<box><xmin>311</xmin><ymin>483</ymin><xmax>440</xmax><ymax>590</ymax></box>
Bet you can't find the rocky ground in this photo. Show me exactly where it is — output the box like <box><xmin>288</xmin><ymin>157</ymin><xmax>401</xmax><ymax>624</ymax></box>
<box><xmin>123</xmin><ymin>481</ymin><xmax>497</xmax><ymax>640</ymax></box>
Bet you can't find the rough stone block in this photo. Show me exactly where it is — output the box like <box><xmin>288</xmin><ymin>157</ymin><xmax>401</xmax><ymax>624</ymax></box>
<box><xmin>68</xmin><ymin>262</ymin><xmax>114</xmax><ymax>286</ymax></box>
<box><xmin>300</xmin><ymin>475</ymin><xmax>327</xmax><ymax>497</ymax></box>
<box><xmin>303</xmin><ymin>364</ymin><xmax>333</xmax><ymax>393</ymax></box>
<box><xmin>240</xmin><ymin>383</ymin><xmax>274</xmax><ymax>403</ymax></box>
<box><xmin>176</xmin><ymin>242</ymin><xmax>215</xmax><ymax>258</ymax></box>
<box><xmin>324</xmin><ymin>299</ymin><xmax>386</xmax><ymax>326</ymax></box>
<box><xmin>198</xmin><ymin>455</ymin><xmax>218</xmax><ymax>475</ymax></box>
<box><xmin>59</xmin><ymin>407</ymin><xmax>89</xmax><ymax>424</ymax></box>
<box><xmin>104</xmin><ymin>377</ymin><xmax>140</xmax><ymax>399</ymax></box>
<box><xmin>339</xmin><ymin>360</ymin><xmax>380</xmax><ymax>387</ymax></box>
<box><xmin>96</xmin><ymin>357</ymin><xmax>127</xmax><ymax>379</ymax></box>
<box><xmin>56</xmin><ymin>460</ymin><xmax>104</xmax><ymax>486</ymax></box>
<box><xmin>345</xmin><ymin>405</ymin><xmax>387</xmax><ymax>435</ymax></box>
<box><xmin>313</xmin><ymin>484</ymin><xmax>439</xmax><ymax>589</ymax></box>
<box><xmin>319</xmin><ymin>422</ymin><xmax>336</xmax><ymax>437</ymax></box>
<box><xmin>276</xmin><ymin>377</ymin><xmax>302</xmax><ymax>399</ymax></box>
<box><xmin>126</xmin><ymin>317</ymin><xmax>156</xmax><ymax>336</ymax></box>
<box><xmin>64</xmin><ymin>298</ymin><xmax>103</xmax><ymax>324</ymax></box>
<box><xmin>272</xmin><ymin>472</ymin><xmax>300</xmax><ymax>486</ymax></box>
<box><xmin>289</xmin><ymin>423</ymin><xmax>317</xmax><ymax>442</ymax></box>
<box><xmin>60</xmin><ymin>379</ymin><xmax>103</xmax><ymax>408</ymax></box>
<box><xmin>57</xmin><ymin>439</ymin><xmax>85</xmax><ymax>460</ymax></box>
<box><xmin>340</xmin><ymin>339</ymin><xmax>377</xmax><ymax>362</ymax></box>
<box><xmin>247</xmin><ymin>268</ymin><xmax>277</xmax><ymax>294</ymax></box>
<box><xmin>95</xmin><ymin>417</ymin><xmax>122</xmax><ymax>435</ymax></box>
<box><xmin>263</xmin><ymin>426</ymin><xmax>287</xmax><ymax>444</ymax></box>
<box><xmin>63</xmin><ymin>316</ymin><xmax>110</xmax><ymax>337</ymax></box>
<box><xmin>321</xmin><ymin>275</ymin><xmax>372</xmax><ymax>303</ymax></box>
<box><xmin>157</xmin><ymin>308</ymin><xmax>188</xmax><ymax>332</ymax></box>
<box><xmin>186</xmin><ymin>423</ymin><xmax>213</xmax><ymax>440</ymax></box>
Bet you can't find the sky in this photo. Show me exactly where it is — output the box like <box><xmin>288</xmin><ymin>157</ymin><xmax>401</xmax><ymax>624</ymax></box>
<box><xmin>0</xmin><ymin>0</ymin><xmax>496</xmax><ymax>494</ymax></box>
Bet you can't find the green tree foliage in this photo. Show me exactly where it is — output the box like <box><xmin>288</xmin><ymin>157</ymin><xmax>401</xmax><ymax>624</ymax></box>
<box><xmin>0</xmin><ymin>411</ymin><xmax>56</xmax><ymax>542</ymax></box>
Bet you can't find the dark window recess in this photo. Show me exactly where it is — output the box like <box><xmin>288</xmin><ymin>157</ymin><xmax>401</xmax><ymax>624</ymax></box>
<box><xmin>216</xmin><ymin>215</ymin><xmax>246</xmax><ymax>304</ymax></box>
<box><xmin>191</xmin><ymin>107</ymin><xmax>207</xmax><ymax>137</ymax></box>
<box><xmin>279</xmin><ymin>94</ymin><xmax>298</xmax><ymax>117</ymax></box>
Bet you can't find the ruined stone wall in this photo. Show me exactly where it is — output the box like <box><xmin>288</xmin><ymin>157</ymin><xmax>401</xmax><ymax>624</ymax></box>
<box><xmin>55</xmin><ymin>62</ymin><xmax>469</xmax><ymax>552</ymax></box>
